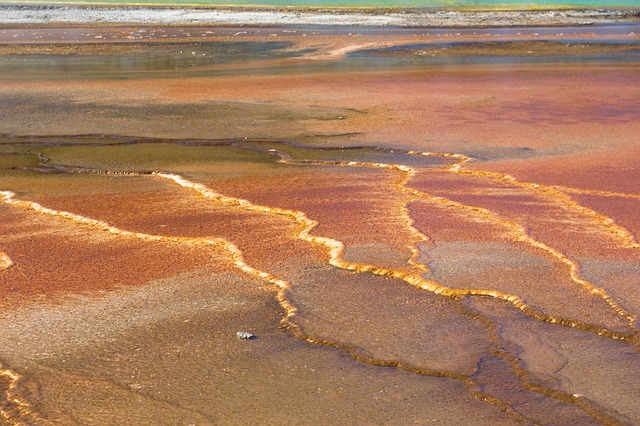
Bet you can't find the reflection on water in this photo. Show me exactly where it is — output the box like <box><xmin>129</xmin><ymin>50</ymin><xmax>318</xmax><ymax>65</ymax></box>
<box><xmin>4</xmin><ymin>53</ymin><xmax>638</xmax><ymax>81</ymax></box>
<box><xmin>0</xmin><ymin>41</ymin><xmax>317</xmax><ymax>79</ymax></box>
<box><xmin>2</xmin><ymin>43</ymin><xmax>638</xmax><ymax>79</ymax></box>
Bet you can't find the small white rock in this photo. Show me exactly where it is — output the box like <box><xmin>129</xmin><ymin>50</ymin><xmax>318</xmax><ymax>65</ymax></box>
<box><xmin>236</xmin><ymin>331</ymin><xmax>255</xmax><ymax>340</ymax></box>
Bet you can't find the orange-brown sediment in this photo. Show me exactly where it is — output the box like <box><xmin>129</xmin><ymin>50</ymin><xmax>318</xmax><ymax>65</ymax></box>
<box><xmin>1</xmin><ymin>25</ymin><xmax>639</xmax><ymax>425</ymax></box>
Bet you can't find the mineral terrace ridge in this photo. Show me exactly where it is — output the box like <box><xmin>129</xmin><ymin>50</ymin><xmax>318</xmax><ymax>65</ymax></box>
<box><xmin>1</xmin><ymin>1</ymin><xmax>640</xmax><ymax>425</ymax></box>
<box><xmin>1</xmin><ymin>4</ymin><xmax>639</xmax><ymax>26</ymax></box>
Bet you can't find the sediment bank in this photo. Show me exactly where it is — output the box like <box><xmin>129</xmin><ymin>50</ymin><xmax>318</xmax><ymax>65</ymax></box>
<box><xmin>0</xmin><ymin>4</ymin><xmax>638</xmax><ymax>27</ymax></box>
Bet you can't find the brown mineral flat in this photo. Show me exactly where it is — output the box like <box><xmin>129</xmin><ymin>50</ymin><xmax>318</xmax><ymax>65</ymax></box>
<box><xmin>1</xmin><ymin>23</ymin><xmax>639</xmax><ymax>425</ymax></box>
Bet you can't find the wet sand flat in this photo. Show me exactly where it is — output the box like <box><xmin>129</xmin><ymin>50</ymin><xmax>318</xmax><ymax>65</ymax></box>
<box><xmin>1</xmin><ymin>22</ymin><xmax>639</xmax><ymax>425</ymax></box>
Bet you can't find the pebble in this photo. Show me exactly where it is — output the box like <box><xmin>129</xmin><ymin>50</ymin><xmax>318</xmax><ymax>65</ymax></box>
<box><xmin>236</xmin><ymin>331</ymin><xmax>255</xmax><ymax>340</ymax></box>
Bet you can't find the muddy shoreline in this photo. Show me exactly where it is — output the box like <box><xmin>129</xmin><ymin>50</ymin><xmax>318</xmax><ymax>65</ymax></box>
<box><xmin>1</xmin><ymin>4</ymin><xmax>639</xmax><ymax>27</ymax></box>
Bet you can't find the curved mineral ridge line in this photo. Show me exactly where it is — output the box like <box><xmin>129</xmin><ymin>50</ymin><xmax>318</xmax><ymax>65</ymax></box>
<box><xmin>240</xmin><ymin>157</ymin><xmax>433</xmax><ymax>275</ymax></box>
<box><xmin>20</xmin><ymin>131</ymin><xmax>636</xmax><ymax>246</ymax></box>
<box><xmin>552</xmin><ymin>185</ymin><xmax>640</xmax><ymax>247</ymax></box>
<box><xmin>392</xmin><ymin>150</ymin><xmax>638</xmax><ymax>329</ymax></box>
<box><xmin>0</xmin><ymin>189</ymin><xmax>526</xmax><ymax>422</ymax></box>
<box><xmin>137</xmin><ymin>173</ymin><xmax>537</xmax><ymax>420</ymax></box>
<box><xmin>155</xmin><ymin>170</ymin><xmax>628</xmax><ymax>424</ymax></box>
<box><xmin>247</xmin><ymin>147</ymin><xmax>638</xmax><ymax>334</ymax></box>
<box><xmin>0</xmin><ymin>253</ymin><xmax>13</xmax><ymax>271</ymax></box>
<box><xmin>276</xmin><ymin>152</ymin><xmax>635</xmax><ymax>423</ymax></box>
<box><xmin>14</xmin><ymin>138</ymin><xmax>639</xmax><ymax>332</ymax></box>
<box><xmin>403</xmin><ymin>199</ymin><xmax>433</xmax><ymax>275</ymax></box>
<box><xmin>0</xmin><ymin>177</ymin><xmax>624</xmax><ymax>424</ymax></box>
<box><xmin>462</xmin><ymin>306</ymin><xmax>624</xmax><ymax>426</ymax></box>
<box><xmin>0</xmin><ymin>361</ymin><xmax>51</xmax><ymax>426</ymax></box>
<box><xmin>0</xmin><ymin>188</ymin><xmax>301</xmax><ymax>423</ymax></box>
<box><xmin>556</xmin><ymin>186</ymin><xmax>640</xmax><ymax>200</ymax></box>
<box><xmin>432</xmin><ymin>154</ymin><xmax>640</xmax><ymax>328</ymax></box>
<box><xmin>448</xmin><ymin>156</ymin><xmax>640</xmax><ymax>250</ymax></box>
<box><xmin>154</xmin><ymin>173</ymin><xmax>633</xmax><ymax>342</ymax></box>
<box><xmin>4</xmin><ymin>138</ymin><xmax>637</xmax><ymax>423</ymax></box>
<box><xmin>0</xmin><ymin>190</ymin><xmax>292</xmax><ymax>317</ymax></box>
<box><xmin>407</xmin><ymin>187</ymin><xmax>638</xmax><ymax>331</ymax></box>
